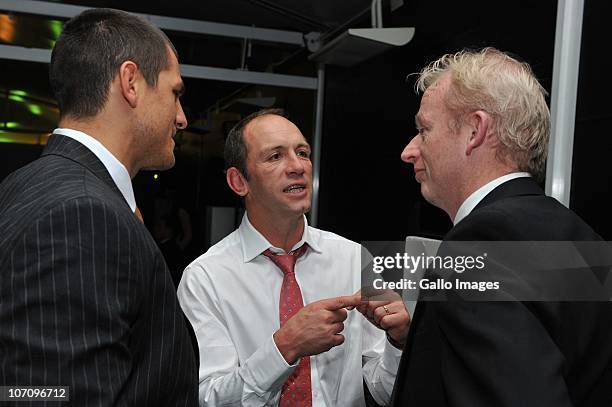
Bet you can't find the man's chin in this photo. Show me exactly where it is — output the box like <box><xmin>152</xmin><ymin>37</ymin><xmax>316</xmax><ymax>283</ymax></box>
<box><xmin>142</xmin><ymin>156</ymin><xmax>176</xmax><ymax>172</ymax></box>
<box><xmin>420</xmin><ymin>185</ymin><xmax>435</xmax><ymax>205</ymax></box>
<box><xmin>420</xmin><ymin>187</ymin><xmax>445</xmax><ymax>213</ymax></box>
<box><xmin>299</xmin><ymin>196</ymin><xmax>312</xmax><ymax>214</ymax></box>
<box><xmin>286</xmin><ymin>201</ymin><xmax>311</xmax><ymax>217</ymax></box>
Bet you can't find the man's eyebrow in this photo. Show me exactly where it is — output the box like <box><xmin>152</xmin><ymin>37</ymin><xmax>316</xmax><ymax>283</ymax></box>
<box><xmin>260</xmin><ymin>142</ymin><xmax>311</xmax><ymax>155</ymax></box>
<box><xmin>258</xmin><ymin>145</ymin><xmax>284</xmax><ymax>157</ymax></box>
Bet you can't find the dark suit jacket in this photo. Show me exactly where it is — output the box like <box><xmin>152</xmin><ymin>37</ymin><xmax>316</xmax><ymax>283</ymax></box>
<box><xmin>392</xmin><ymin>177</ymin><xmax>612</xmax><ymax>407</ymax></box>
<box><xmin>0</xmin><ymin>135</ymin><xmax>197</xmax><ymax>406</ymax></box>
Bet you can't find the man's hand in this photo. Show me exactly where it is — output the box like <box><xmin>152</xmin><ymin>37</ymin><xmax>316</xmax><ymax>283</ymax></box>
<box><xmin>356</xmin><ymin>289</ymin><xmax>411</xmax><ymax>347</ymax></box>
<box><xmin>274</xmin><ymin>295</ymin><xmax>361</xmax><ymax>364</ymax></box>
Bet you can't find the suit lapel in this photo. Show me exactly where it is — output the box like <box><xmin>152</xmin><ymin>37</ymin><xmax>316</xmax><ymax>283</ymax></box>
<box><xmin>42</xmin><ymin>134</ymin><xmax>127</xmax><ymax>206</ymax></box>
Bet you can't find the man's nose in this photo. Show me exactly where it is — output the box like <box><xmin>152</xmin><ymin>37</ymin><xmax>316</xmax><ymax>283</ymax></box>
<box><xmin>401</xmin><ymin>135</ymin><xmax>422</xmax><ymax>164</ymax></box>
<box><xmin>287</xmin><ymin>152</ymin><xmax>306</xmax><ymax>175</ymax></box>
<box><xmin>176</xmin><ymin>101</ymin><xmax>188</xmax><ymax>130</ymax></box>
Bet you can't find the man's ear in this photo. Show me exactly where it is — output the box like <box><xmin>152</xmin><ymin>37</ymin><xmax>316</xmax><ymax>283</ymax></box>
<box><xmin>226</xmin><ymin>167</ymin><xmax>249</xmax><ymax>197</ymax></box>
<box><xmin>118</xmin><ymin>61</ymin><xmax>139</xmax><ymax>108</ymax></box>
<box><xmin>466</xmin><ymin>110</ymin><xmax>493</xmax><ymax>156</ymax></box>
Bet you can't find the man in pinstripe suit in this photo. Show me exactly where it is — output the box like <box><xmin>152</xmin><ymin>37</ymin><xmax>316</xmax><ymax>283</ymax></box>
<box><xmin>0</xmin><ymin>8</ymin><xmax>197</xmax><ymax>406</ymax></box>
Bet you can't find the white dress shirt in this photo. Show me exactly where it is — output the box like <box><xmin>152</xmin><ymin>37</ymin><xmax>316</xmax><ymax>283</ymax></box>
<box><xmin>453</xmin><ymin>172</ymin><xmax>531</xmax><ymax>225</ymax></box>
<box><xmin>53</xmin><ymin>128</ymin><xmax>136</xmax><ymax>211</ymax></box>
<box><xmin>178</xmin><ymin>214</ymin><xmax>402</xmax><ymax>407</ymax></box>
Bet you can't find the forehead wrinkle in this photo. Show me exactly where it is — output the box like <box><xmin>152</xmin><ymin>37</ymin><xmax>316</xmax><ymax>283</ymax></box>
<box><xmin>423</xmin><ymin>74</ymin><xmax>450</xmax><ymax>101</ymax></box>
<box><xmin>251</xmin><ymin>116</ymin><xmax>296</xmax><ymax>135</ymax></box>
<box><xmin>247</xmin><ymin>115</ymin><xmax>307</xmax><ymax>149</ymax></box>
<box><xmin>418</xmin><ymin>77</ymin><xmax>450</xmax><ymax>124</ymax></box>
<box><xmin>262</xmin><ymin>140</ymin><xmax>310</xmax><ymax>150</ymax></box>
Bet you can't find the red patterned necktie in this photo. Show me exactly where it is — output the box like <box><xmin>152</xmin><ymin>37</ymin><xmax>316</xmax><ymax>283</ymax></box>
<box><xmin>263</xmin><ymin>245</ymin><xmax>311</xmax><ymax>407</ymax></box>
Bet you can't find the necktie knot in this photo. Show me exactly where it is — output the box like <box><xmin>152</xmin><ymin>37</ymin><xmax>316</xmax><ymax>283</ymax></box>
<box><xmin>263</xmin><ymin>245</ymin><xmax>308</xmax><ymax>276</ymax></box>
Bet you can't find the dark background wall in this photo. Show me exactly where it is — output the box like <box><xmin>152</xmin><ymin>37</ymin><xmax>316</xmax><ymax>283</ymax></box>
<box><xmin>571</xmin><ymin>2</ymin><xmax>612</xmax><ymax>239</ymax></box>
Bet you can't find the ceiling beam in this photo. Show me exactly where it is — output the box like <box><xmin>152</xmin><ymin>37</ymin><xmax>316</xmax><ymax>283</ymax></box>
<box><xmin>0</xmin><ymin>44</ymin><xmax>318</xmax><ymax>90</ymax></box>
<box><xmin>0</xmin><ymin>0</ymin><xmax>306</xmax><ymax>46</ymax></box>
<box><xmin>180</xmin><ymin>64</ymin><xmax>317</xmax><ymax>89</ymax></box>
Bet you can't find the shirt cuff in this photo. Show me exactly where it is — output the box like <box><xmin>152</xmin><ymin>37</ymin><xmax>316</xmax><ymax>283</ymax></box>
<box><xmin>383</xmin><ymin>336</ymin><xmax>403</xmax><ymax>373</ymax></box>
<box><xmin>240</xmin><ymin>334</ymin><xmax>297</xmax><ymax>393</ymax></box>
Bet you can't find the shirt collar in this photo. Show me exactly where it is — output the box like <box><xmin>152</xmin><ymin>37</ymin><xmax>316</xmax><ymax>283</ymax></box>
<box><xmin>239</xmin><ymin>212</ymin><xmax>322</xmax><ymax>263</ymax></box>
<box><xmin>454</xmin><ymin>172</ymin><xmax>531</xmax><ymax>225</ymax></box>
<box><xmin>53</xmin><ymin>128</ymin><xmax>136</xmax><ymax>212</ymax></box>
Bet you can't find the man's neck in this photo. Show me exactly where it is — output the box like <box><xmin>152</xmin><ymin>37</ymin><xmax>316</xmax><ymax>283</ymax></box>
<box><xmin>246</xmin><ymin>209</ymin><xmax>305</xmax><ymax>253</ymax></box>
<box><xmin>449</xmin><ymin>166</ymin><xmax>519</xmax><ymax>220</ymax></box>
<box><xmin>450</xmin><ymin>169</ymin><xmax>525</xmax><ymax>221</ymax></box>
<box><xmin>59</xmin><ymin>116</ymin><xmax>136</xmax><ymax>177</ymax></box>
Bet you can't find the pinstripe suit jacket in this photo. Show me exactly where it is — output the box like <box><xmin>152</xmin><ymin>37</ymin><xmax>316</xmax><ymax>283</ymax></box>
<box><xmin>0</xmin><ymin>134</ymin><xmax>198</xmax><ymax>406</ymax></box>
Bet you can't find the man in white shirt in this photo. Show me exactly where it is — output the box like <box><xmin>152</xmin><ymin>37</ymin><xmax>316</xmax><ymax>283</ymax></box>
<box><xmin>178</xmin><ymin>109</ymin><xmax>410</xmax><ymax>406</ymax></box>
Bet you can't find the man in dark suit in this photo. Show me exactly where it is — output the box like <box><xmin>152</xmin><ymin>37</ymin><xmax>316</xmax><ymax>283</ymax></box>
<box><xmin>0</xmin><ymin>8</ymin><xmax>197</xmax><ymax>406</ymax></box>
<box><xmin>393</xmin><ymin>48</ymin><xmax>612</xmax><ymax>406</ymax></box>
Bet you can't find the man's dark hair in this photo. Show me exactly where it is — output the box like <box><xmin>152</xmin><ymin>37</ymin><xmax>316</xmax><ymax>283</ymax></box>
<box><xmin>49</xmin><ymin>8</ymin><xmax>177</xmax><ymax>118</ymax></box>
<box><xmin>224</xmin><ymin>108</ymin><xmax>289</xmax><ymax>180</ymax></box>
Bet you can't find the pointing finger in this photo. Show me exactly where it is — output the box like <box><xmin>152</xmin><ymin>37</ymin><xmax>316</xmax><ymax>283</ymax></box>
<box><xmin>319</xmin><ymin>295</ymin><xmax>361</xmax><ymax>311</ymax></box>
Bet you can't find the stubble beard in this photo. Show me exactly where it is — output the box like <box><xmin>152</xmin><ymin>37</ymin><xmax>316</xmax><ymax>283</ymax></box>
<box><xmin>135</xmin><ymin>119</ymin><xmax>175</xmax><ymax>171</ymax></box>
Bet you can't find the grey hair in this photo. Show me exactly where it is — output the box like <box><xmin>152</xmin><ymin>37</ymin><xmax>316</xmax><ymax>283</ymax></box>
<box><xmin>415</xmin><ymin>47</ymin><xmax>550</xmax><ymax>181</ymax></box>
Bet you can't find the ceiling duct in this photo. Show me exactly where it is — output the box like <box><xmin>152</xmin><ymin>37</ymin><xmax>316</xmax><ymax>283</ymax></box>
<box><xmin>309</xmin><ymin>0</ymin><xmax>414</xmax><ymax>67</ymax></box>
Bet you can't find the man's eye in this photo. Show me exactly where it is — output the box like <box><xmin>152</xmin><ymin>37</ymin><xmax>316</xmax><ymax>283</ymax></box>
<box><xmin>297</xmin><ymin>150</ymin><xmax>311</xmax><ymax>158</ymax></box>
<box><xmin>269</xmin><ymin>153</ymin><xmax>280</xmax><ymax>161</ymax></box>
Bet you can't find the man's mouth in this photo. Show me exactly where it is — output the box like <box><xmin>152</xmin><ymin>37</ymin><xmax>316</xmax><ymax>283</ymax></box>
<box><xmin>414</xmin><ymin>168</ymin><xmax>425</xmax><ymax>182</ymax></box>
<box><xmin>283</xmin><ymin>184</ymin><xmax>306</xmax><ymax>193</ymax></box>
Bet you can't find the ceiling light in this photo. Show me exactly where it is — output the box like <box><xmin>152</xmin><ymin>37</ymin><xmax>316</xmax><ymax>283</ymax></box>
<box><xmin>309</xmin><ymin>0</ymin><xmax>415</xmax><ymax>67</ymax></box>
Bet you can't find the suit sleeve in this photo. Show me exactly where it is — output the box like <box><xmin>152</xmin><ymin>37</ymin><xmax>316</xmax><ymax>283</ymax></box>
<box><xmin>0</xmin><ymin>197</ymin><xmax>141</xmax><ymax>406</ymax></box>
<box><xmin>435</xmin><ymin>208</ymin><xmax>574</xmax><ymax>407</ymax></box>
<box><xmin>361</xmin><ymin>313</ymin><xmax>403</xmax><ymax>405</ymax></box>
